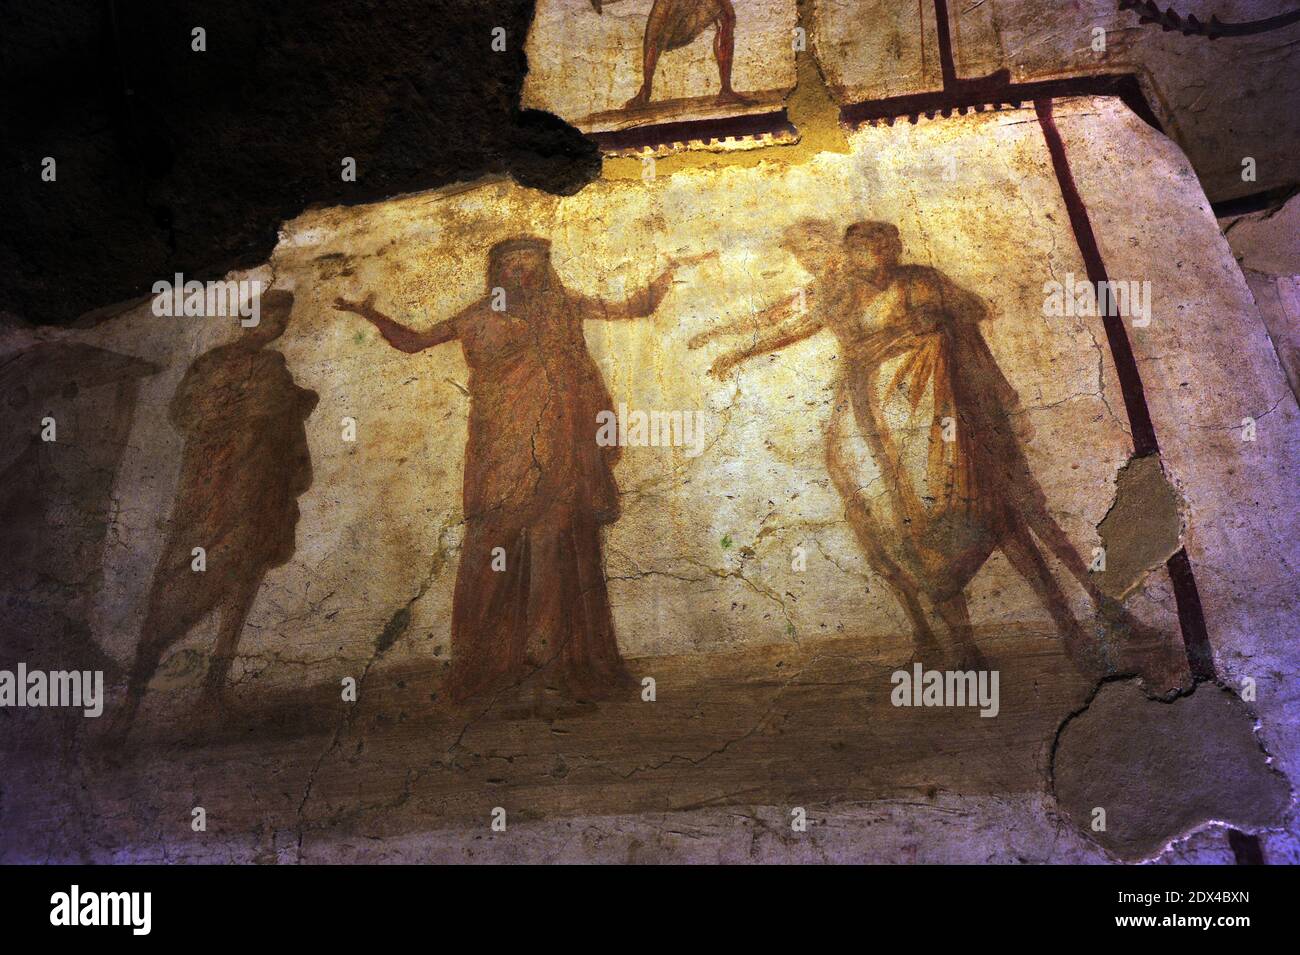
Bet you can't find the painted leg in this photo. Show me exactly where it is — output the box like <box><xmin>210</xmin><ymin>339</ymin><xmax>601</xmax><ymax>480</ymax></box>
<box><xmin>826</xmin><ymin>414</ymin><xmax>938</xmax><ymax>663</ymax></box>
<box><xmin>201</xmin><ymin>578</ymin><xmax>261</xmax><ymax>709</ymax></box>
<box><xmin>886</xmin><ymin>575</ymin><xmax>944</xmax><ymax>666</ymax></box>
<box><xmin>712</xmin><ymin>13</ymin><xmax>751</xmax><ymax>105</ymax></box>
<box><xmin>933</xmin><ymin>592</ymin><xmax>987</xmax><ymax>671</ymax></box>
<box><xmin>623</xmin><ymin>23</ymin><xmax>662</xmax><ymax>109</ymax></box>
<box><xmin>105</xmin><ymin>602</ymin><xmax>197</xmax><ymax>744</ymax></box>
<box><xmin>1010</xmin><ymin>480</ymin><xmax>1161</xmax><ymax>669</ymax></box>
<box><xmin>999</xmin><ymin>516</ymin><xmax>1105</xmax><ymax>675</ymax></box>
<box><xmin>1006</xmin><ymin>470</ymin><xmax>1105</xmax><ymax>604</ymax></box>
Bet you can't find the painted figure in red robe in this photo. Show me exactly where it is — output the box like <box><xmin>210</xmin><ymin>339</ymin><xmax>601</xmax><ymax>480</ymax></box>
<box><xmin>336</xmin><ymin>237</ymin><xmax>693</xmax><ymax>701</ymax></box>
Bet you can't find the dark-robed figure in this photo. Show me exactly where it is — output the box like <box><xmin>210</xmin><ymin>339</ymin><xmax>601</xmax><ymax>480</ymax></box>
<box><xmin>336</xmin><ymin>237</ymin><xmax>692</xmax><ymax>701</ymax></box>
<box><xmin>108</xmin><ymin>290</ymin><xmax>318</xmax><ymax>741</ymax></box>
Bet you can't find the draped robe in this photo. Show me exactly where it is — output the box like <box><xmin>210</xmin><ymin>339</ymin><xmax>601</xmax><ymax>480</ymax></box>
<box><xmin>827</xmin><ymin>265</ymin><xmax>1030</xmax><ymax>603</ymax></box>
<box><xmin>448</xmin><ymin>285</ymin><xmax>632</xmax><ymax>701</ymax></box>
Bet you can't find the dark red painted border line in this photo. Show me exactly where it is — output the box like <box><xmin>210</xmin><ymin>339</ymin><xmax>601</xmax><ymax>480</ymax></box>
<box><xmin>1035</xmin><ymin>97</ymin><xmax>1262</xmax><ymax>862</ymax></box>
<box><xmin>932</xmin><ymin>0</ymin><xmax>959</xmax><ymax>88</ymax></box>
<box><xmin>1034</xmin><ymin>99</ymin><xmax>1160</xmax><ymax>457</ymax></box>
<box><xmin>1034</xmin><ymin>97</ymin><xmax>1216</xmax><ymax>676</ymax></box>
<box><xmin>1166</xmin><ymin>549</ymin><xmax>1216</xmax><ymax>682</ymax></box>
<box><xmin>912</xmin><ymin>4</ymin><xmax>1251</xmax><ymax>864</ymax></box>
<box><xmin>1227</xmin><ymin>827</ymin><xmax>1267</xmax><ymax>864</ymax></box>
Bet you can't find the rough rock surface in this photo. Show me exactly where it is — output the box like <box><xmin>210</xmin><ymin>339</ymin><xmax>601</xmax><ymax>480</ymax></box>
<box><xmin>0</xmin><ymin>0</ymin><xmax>599</xmax><ymax>324</ymax></box>
<box><xmin>1223</xmin><ymin>194</ymin><xmax>1300</xmax><ymax>404</ymax></box>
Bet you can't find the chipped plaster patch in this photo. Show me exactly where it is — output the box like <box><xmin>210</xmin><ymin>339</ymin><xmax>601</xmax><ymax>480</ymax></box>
<box><xmin>1095</xmin><ymin>454</ymin><xmax>1183</xmax><ymax>601</ymax></box>
<box><xmin>1052</xmin><ymin>678</ymin><xmax>1292</xmax><ymax>861</ymax></box>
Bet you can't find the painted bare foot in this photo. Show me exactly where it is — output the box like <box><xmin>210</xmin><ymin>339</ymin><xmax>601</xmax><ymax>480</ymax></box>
<box><xmin>1118</xmin><ymin>639</ymin><xmax>1193</xmax><ymax>695</ymax></box>
<box><xmin>561</xmin><ymin>662</ymin><xmax>637</xmax><ymax>703</ymax></box>
<box><xmin>622</xmin><ymin>90</ymin><xmax>652</xmax><ymax>110</ymax></box>
<box><xmin>715</xmin><ymin>89</ymin><xmax>753</xmax><ymax>107</ymax></box>
<box><xmin>191</xmin><ymin>684</ymin><xmax>237</xmax><ymax>734</ymax></box>
<box><xmin>911</xmin><ymin>640</ymin><xmax>989</xmax><ymax>676</ymax></box>
<box><xmin>951</xmin><ymin>642</ymin><xmax>991</xmax><ymax>674</ymax></box>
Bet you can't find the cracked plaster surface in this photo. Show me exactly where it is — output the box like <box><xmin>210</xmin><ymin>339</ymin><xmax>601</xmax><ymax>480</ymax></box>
<box><xmin>522</xmin><ymin>0</ymin><xmax>799</xmax><ymax>134</ymax></box>
<box><xmin>2</xmin><ymin>97</ymin><xmax>1297</xmax><ymax>864</ymax></box>
<box><xmin>811</xmin><ymin>0</ymin><xmax>1300</xmax><ymax>201</ymax></box>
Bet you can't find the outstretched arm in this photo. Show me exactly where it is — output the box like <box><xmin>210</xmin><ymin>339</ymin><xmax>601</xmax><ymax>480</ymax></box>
<box><xmin>687</xmin><ymin>289</ymin><xmax>808</xmax><ymax>349</ymax></box>
<box><xmin>582</xmin><ymin>253</ymin><xmax>719</xmax><ymax>322</ymax></box>
<box><xmin>689</xmin><ymin>292</ymin><xmax>826</xmax><ymax>378</ymax></box>
<box><xmin>706</xmin><ymin>311</ymin><xmax>824</xmax><ymax>378</ymax></box>
<box><xmin>333</xmin><ymin>293</ymin><xmax>460</xmax><ymax>353</ymax></box>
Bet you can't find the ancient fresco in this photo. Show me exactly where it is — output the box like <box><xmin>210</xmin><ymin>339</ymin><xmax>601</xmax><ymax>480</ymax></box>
<box><xmin>522</xmin><ymin>0</ymin><xmax>798</xmax><ymax>142</ymax></box>
<box><xmin>109</xmin><ymin>291</ymin><xmax>318</xmax><ymax>739</ymax></box>
<box><xmin>809</xmin><ymin>0</ymin><xmax>1300</xmax><ymax>200</ymax></box>
<box><xmin>6</xmin><ymin>86</ymin><xmax>1297</xmax><ymax>864</ymax></box>
<box><xmin>808</xmin><ymin>0</ymin><xmax>944</xmax><ymax>101</ymax></box>
<box><xmin>331</xmin><ymin>239</ymin><xmax>701</xmax><ymax>700</ymax></box>
<box><xmin>688</xmin><ymin>216</ymin><xmax>1166</xmax><ymax>675</ymax></box>
<box><xmin>0</xmin><ymin>340</ymin><xmax>158</xmax><ymax>679</ymax></box>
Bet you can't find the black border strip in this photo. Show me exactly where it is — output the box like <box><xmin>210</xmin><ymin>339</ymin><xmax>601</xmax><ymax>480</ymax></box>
<box><xmin>589</xmin><ymin>109</ymin><xmax>796</xmax><ymax>153</ymax></box>
<box><xmin>933</xmin><ymin>0</ymin><xmax>959</xmax><ymax>89</ymax></box>
<box><xmin>1034</xmin><ymin>96</ymin><xmax>1221</xmax><ymax>677</ymax></box>
<box><xmin>1211</xmin><ymin>186</ymin><xmax>1298</xmax><ymax>219</ymax></box>
<box><xmin>840</xmin><ymin>73</ymin><xmax>1162</xmax><ymax>131</ymax></box>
